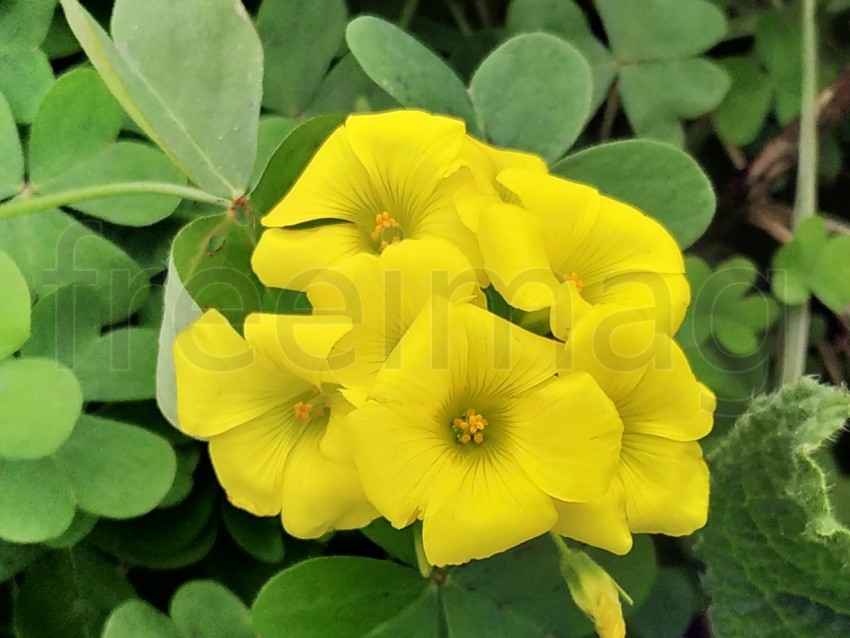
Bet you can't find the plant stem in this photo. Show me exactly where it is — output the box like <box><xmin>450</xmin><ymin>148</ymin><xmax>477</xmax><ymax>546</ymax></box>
<box><xmin>0</xmin><ymin>182</ymin><xmax>231</xmax><ymax>222</ymax></box>
<box><xmin>780</xmin><ymin>0</ymin><xmax>818</xmax><ymax>386</ymax></box>
<box><xmin>443</xmin><ymin>0</ymin><xmax>473</xmax><ymax>36</ymax></box>
<box><xmin>398</xmin><ymin>0</ymin><xmax>420</xmax><ymax>29</ymax></box>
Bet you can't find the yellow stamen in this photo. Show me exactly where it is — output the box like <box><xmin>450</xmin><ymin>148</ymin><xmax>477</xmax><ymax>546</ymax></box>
<box><xmin>370</xmin><ymin>211</ymin><xmax>403</xmax><ymax>251</ymax></box>
<box><xmin>563</xmin><ymin>271</ymin><xmax>584</xmax><ymax>293</ymax></box>
<box><xmin>452</xmin><ymin>408</ymin><xmax>488</xmax><ymax>445</ymax></box>
<box><xmin>293</xmin><ymin>401</ymin><xmax>313</xmax><ymax>420</ymax></box>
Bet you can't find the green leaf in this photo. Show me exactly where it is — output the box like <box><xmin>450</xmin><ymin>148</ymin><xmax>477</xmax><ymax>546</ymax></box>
<box><xmin>683</xmin><ymin>256</ymin><xmax>779</xmax><ymax>356</ymax></box>
<box><xmin>103</xmin><ymin>601</ymin><xmax>180</xmax><ymax>638</ymax></box>
<box><xmin>449</xmin><ymin>535</ymin><xmax>657</xmax><ymax>636</ymax></box>
<box><xmin>257</xmin><ymin>0</ymin><xmax>347</xmax><ymax>117</ymax></box>
<box><xmin>172</xmin><ymin>212</ymin><xmax>264</xmax><ymax>330</ymax></box>
<box><xmin>595</xmin><ymin>0</ymin><xmax>727</xmax><ymax>62</ymax></box>
<box><xmin>304</xmin><ymin>53</ymin><xmax>397</xmax><ymax>117</ymax></box>
<box><xmin>361</xmin><ymin>518</ymin><xmax>418</xmax><ymax>568</ymax></box>
<box><xmin>250</xmin><ymin>114</ymin><xmax>345</xmax><ymax>217</ymax></box>
<box><xmin>713</xmin><ymin>56</ymin><xmax>773</xmax><ymax>146</ymax></box>
<box><xmin>552</xmin><ymin>139</ymin><xmax>715</xmax><ymax>248</ymax></box>
<box><xmin>252</xmin><ymin>557</ymin><xmax>428</xmax><ymax>638</ymax></box>
<box><xmin>442</xmin><ymin>581</ymin><xmax>548</xmax><ymax>637</ymax></box>
<box><xmin>13</xmin><ymin>548</ymin><xmax>135</xmax><ymax>638</ymax></box>
<box><xmin>42</xmin><ymin>510</ymin><xmax>98</xmax><ymax>549</ymax></box>
<box><xmin>618</xmin><ymin>58</ymin><xmax>730</xmax><ymax>146</ymax></box>
<box><xmin>0</xmin><ymin>209</ymin><xmax>150</xmax><ymax>324</ymax></box>
<box><xmin>170</xmin><ymin>580</ymin><xmax>254</xmax><ymax>638</ymax></box>
<box><xmin>755</xmin><ymin>6</ymin><xmax>802</xmax><ymax>124</ymax></box>
<box><xmin>505</xmin><ymin>0</ymin><xmax>615</xmax><ymax>110</ymax></box>
<box><xmin>222</xmin><ymin>503</ymin><xmax>286</xmax><ymax>564</ymax></box>
<box><xmin>0</xmin><ymin>358</ymin><xmax>82</xmax><ymax>459</ymax></box>
<box><xmin>0</xmin><ymin>49</ymin><xmax>54</xmax><ymax>124</ymax></box>
<box><xmin>0</xmin><ymin>0</ymin><xmax>56</xmax><ymax>48</ymax></box>
<box><xmin>0</xmin><ymin>92</ymin><xmax>23</xmax><ymax>199</ymax></box>
<box><xmin>60</xmin><ymin>0</ymin><xmax>263</xmax><ymax>197</ymax></box>
<box><xmin>28</xmin><ymin>67</ymin><xmax>122</xmax><ymax>185</ymax></box>
<box><xmin>696</xmin><ymin>379</ymin><xmax>850</xmax><ymax>637</ymax></box>
<box><xmin>42</xmin><ymin>8</ymin><xmax>83</xmax><ymax>60</ymax></box>
<box><xmin>21</xmin><ymin>285</ymin><xmax>104</xmax><ymax>367</ymax></box>
<box><xmin>772</xmin><ymin>216</ymin><xmax>850</xmax><ymax>313</ymax></box>
<box><xmin>469</xmin><ymin>33</ymin><xmax>592</xmax><ymax>162</ymax></box>
<box><xmin>91</xmin><ymin>483</ymin><xmax>217</xmax><ymax>570</ymax></box>
<box><xmin>367</xmin><ymin>587</ymin><xmax>440</xmax><ymax>638</ymax></box>
<box><xmin>156</xmin><ymin>255</ymin><xmax>203</xmax><ymax>429</ymax></box>
<box><xmin>0</xmin><ymin>539</ymin><xmax>44</xmax><ymax>584</ymax></box>
<box><xmin>345</xmin><ymin>16</ymin><xmax>478</xmax><ymax>131</ymax></box>
<box><xmin>38</xmin><ymin>142</ymin><xmax>187</xmax><ymax>226</ymax></box>
<box><xmin>158</xmin><ymin>446</ymin><xmax>200</xmax><ymax>508</ymax></box>
<box><xmin>0</xmin><ymin>249</ymin><xmax>30</xmax><ymax>359</ymax></box>
<box><xmin>54</xmin><ymin>415</ymin><xmax>176</xmax><ymax>519</ymax></box>
<box><xmin>630</xmin><ymin>568</ymin><xmax>701</xmax><ymax>638</ymax></box>
<box><xmin>73</xmin><ymin>328</ymin><xmax>159</xmax><ymax>402</ymax></box>
<box><xmin>0</xmin><ymin>457</ymin><xmax>75</xmax><ymax>543</ymax></box>
<box><xmin>250</xmin><ymin>116</ymin><xmax>297</xmax><ymax>187</ymax></box>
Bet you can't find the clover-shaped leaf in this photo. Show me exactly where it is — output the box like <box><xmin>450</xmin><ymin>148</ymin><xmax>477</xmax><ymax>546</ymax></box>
<box><xmin>595</xmin><ymin>0</ymin><xmax>730</xmax><ymax>146</ymax></box>
<box><xmin>681</xmin><ymin>256</ymin><xmax>780</xmax><ymax>356</ymax></box>
<box><xmin>772</xmin><ymin>216</ymin><xmax>850</xmax><ymax>313</ymax></box>
<box><xmin>506</xmin><ymin>0</ymin><xmax>616</xmax><ymax>110</ymax></box>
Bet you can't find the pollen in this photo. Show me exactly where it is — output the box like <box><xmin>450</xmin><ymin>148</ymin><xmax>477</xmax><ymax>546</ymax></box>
<box><xmin>452</xmin><ymin>408</ymin><xmax>488</xmax><ymax>445</ymax></box>
<box><xmin>293</xmin><ymin>401</ymin><xmax>313</xmax><ymax>420</ymax></box>
<box><xmin>370</xmin><ymin>211</ymin><xmax>403</xmax><ymax>251</ymax></box>
<box><xmin>563</xmin><ymin>271</ymin><xmax>584</xmax><ymax>293</ymax></box>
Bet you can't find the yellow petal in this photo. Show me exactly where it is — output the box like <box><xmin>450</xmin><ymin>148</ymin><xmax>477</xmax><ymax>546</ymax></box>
<box><xmin>581</xmin><ymin>272</ymin><xmax>690</xmax><ymax>336</ymax></box>
<box><xmin>477</xmin><ymin>202</ymin><xmax>560</xmax><ymax>311</ymax></box>
<box><xmin>244</xmin><ymin>312</ymin><xmax>353</xmax><ymax>388</ymax></box>
<box><xmin>345</xmin><ymin>401</ymin><xmax>455</xmax><ymax>528</ymax></box>
<box><xmin>308</xmin><ymin>241</ymin><xmax>480</xmax><ymax>390</ymax></box>
<box><xmin>455</xmin><ymin>136</ymin><xmax>547</xmax><ymax>232</ymax></box>
<box><xmin>279</xmin><ymin>415</ymin><xmax>378</xmax><ymax>538</ymax></box>
<box><xmin>173</xmin><ymin>310</ymin><xmax>304</xmax><ymax>438</ymax></box>
<box><xmin>509</xmin><ymin>373</ymin><xmax>623</xmax><ymax>503</ymax></box>
<box><xmin>497</xmin><ymin>169</ymin><xmax>686</xmax><ymax>331</ymax></box>
<box><xmin>252</xmin><ymin>224</ymin><xmax>366</xmax><ymax>290</ymax></box>
<box><xmin>616</xmin><ymin>335</ymin><xmax>715</xmax><ymax>441</ymax></box>
<box><xmin>422</xmin><ymin>451</ymin><xmax>557</xmax><ymax>566</ymax></box>
<box><xmin>261</xmin><ymin>124</ymin><xmax>376</xmax><ymax>227</ymax></box>
<box><xmin>620</xmin><ymin>434</ymin><xmax>710</xmax><ymax>535</ymax></box>
<box><xmin>208</xmin><ymin>402</ymin><xmax>304</xmax><ymax>517</ymax></box>
<box><xmin>560</xmin><ymin>304</ymin><xmax>658</xmax><ymax>400</ymax></box>
<box><xmin>553</xmin><ymin>477</ymin><xmax>633</xmax><ymax>555</ymax></box>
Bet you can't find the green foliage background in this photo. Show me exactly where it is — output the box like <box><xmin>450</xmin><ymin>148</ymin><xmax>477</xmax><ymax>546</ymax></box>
<box><xmin>1</xmin><ymin>0</ymin><xmax>849</xmax><ymax>636</ymax></box>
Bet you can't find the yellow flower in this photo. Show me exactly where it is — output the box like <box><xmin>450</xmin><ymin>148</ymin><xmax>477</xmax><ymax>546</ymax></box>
<box><xmin>553</xmin><ymin>306</ymin><xmax>714</xmax><ymax>554</ymax></box>
<box><xmin>475</xmin><ymin>169</ymin><xmax>689</xmax><ymax>338</ymax></box>
<box><xmin>306</xmin><ymin>238</ymin><xmax>480</xmax><ymax>391</ymax></box>
<box><xmin>173</xmin><ymin>309</ymin><xmax>378</xmax><ymax>538</ymax></box>
<box><xmin>453</xmin><ymin>136</ymin><xmax>548</xmax><ymax>233</ymax></box>
<box><xmin>554</xmin><ymin>535</ymin><xmax>628</xmax><ymax>638</ymax></box>
<box><xmin>251</xmin><ymin>110</ymin><xmax>482</xmax><ymax>291</ymax></box>
<box><xmin>343</xmin><ymin>297</ymin><xmax>624</xmax><ymax>566</ymax></box>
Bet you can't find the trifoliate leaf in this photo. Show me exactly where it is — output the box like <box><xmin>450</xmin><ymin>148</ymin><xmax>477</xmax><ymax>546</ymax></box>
<box><xmin>0</xmin><ymin>93</ymin><xmax>23</xmax><ymax>199</ymax></box>
<box><xmin>713</xmin><ymin>56</ymin><xmax>774</xmax><ymax>146</ymax></box>
<box><xmin>592</xmin><ymin>0</ymin><xmax>729</xmax><ymax>146</ymax></box>
<box><xmin>505</xmin><ymin>0</ymin><xmax>615</xmax><ymax>110</ymax></box>
<box><xmin>0</xmin><ymin>249</ymin><xmax>30</xmax><ymax>359</ymax></box>
<box><xmin>469</xmin><ymin>33</ymin><xmax>592</xmax><ymax>161</ymax></box>
<box><xmin>697</xmin><ymin>379</ymin><xmax>850</xmax><ymax>637</ymax></box>
<box><xmin>772</xmin><ymin>216</ymin><xmax>850</xmax><ymax>313</ymax></box>
<box><xmin>345</xmin><ymin>16</ymin><xmax>478</xmax><ymax>131</ymax></box>
<box><xmin>681</xmin><ymin>256</ymin><xmax>780</xmax><ymax>356</ymax></box>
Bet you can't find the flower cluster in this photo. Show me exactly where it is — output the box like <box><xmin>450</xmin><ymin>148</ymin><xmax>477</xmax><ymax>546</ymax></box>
<box><xmin>173</xmin><ymin>110</ymin><xmax>715</xmax><ymax>567</ymax></box>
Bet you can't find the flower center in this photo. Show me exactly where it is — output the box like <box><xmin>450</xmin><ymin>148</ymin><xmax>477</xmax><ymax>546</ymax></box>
<box><xmin>562</xmin><ymin>271</ymin><xmax>584</xmax><ymax>293</ymax></box>
<box><xmin>293</xmin><ymin>386</ymin><xmax>328</xmax><ymax>422</ymax></box>
<box><xmin>452</xmin><ymin>408</ymin><xmax>488</xmax><ymax>445</ymax></box>
<box><xmin>370</xmin><ymin>211</ymin><xmax>404</xmax><ymax>251</ymax></box>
